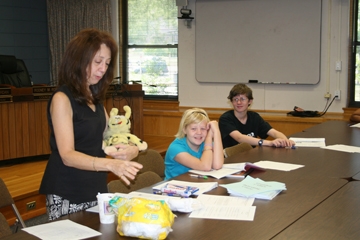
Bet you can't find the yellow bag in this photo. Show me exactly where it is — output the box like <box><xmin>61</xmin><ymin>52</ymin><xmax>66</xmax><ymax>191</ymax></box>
<box><xmin>114</xmin><ymin>197</ymin><xmax>176</xmax><ymax>240</ymax></box>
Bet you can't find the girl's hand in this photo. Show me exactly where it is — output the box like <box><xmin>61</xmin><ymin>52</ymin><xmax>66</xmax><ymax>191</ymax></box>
<box><xmin>208</xmin><ymin>121</ymin><xmax>219</xmax><ymax>135</ymax></box>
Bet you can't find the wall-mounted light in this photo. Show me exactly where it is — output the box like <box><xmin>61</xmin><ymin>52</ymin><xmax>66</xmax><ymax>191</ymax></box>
<box><xmin>176</xmin><ymin>0</ymin><xmax>193</xmax><ymax>28</ymax></box>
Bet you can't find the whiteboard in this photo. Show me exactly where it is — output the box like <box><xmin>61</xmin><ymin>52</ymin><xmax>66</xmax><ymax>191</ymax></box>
<box><xmin>195</xmin><ymin>0</ymin><xmax>322</xmax><ymax>85</ymax></box>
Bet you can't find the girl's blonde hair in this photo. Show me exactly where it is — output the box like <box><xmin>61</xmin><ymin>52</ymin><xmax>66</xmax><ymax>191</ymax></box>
<box><xmin>175</xmin><ymin>108</ymin><xmax>210</xmax><ymax>139</ymax></box>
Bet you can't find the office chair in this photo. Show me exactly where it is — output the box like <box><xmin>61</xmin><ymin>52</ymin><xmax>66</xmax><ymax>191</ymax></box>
<box><xmin>0</xmin><ymin>55</ymin><xmax>32</xmax><ymax>88</ymax></box>
<box><xmin>107</xmin><ymin>171</ymin><xmax>163</xmax><ymax>194</ymax></box>
<box><xmin>133</xmin><ymin>149</ymin><xmax>165</xmax><ymax>179</ymax></box>
<box><xmin>223</xmin><ymin>142</ymin><xmax>253</xmax><ymax>160</ymax></box>
<box><xmin>0</xmin><ymin>178</ymin><xmax>26</xmax><ymax>233</ymax></box>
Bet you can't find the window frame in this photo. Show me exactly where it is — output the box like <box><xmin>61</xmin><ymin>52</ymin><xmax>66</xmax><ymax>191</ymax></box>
<box><xmin>350</xmin><ymin>0</ymin><xmax>360</xmax><ymax>107</ymax></box>
<box><xmin>121</xmin><ymin>0</ymin><xmax>179</xmax><ymax>101</ymax></box>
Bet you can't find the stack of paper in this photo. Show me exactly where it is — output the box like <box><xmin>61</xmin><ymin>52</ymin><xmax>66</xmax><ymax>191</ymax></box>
<box><xmin>220</xmin><ymin>176</ymin><xmax>286</xmax><ymax>200</ymax></box>
<box><xmin>289</xmin><ymin>137</ymin><xmax>326</xmax><ymax>147</ymax></box>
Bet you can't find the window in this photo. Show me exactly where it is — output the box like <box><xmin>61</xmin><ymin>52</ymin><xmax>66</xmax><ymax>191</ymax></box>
<box><xmin>350</xmin><ymin>0</ymin><xmax>360</xmax><ymax>106</ymax></box>
<box><xmin>127</xmin><ymin>0</ymin><xmax>178</xmax><ymax>99</ymax></box>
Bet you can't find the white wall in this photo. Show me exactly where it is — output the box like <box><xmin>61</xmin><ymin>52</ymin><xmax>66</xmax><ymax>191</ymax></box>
<box><xmin>178</xmin><ymin>0</ymin><xmax>349</xmax><ymax>112</ymax></box>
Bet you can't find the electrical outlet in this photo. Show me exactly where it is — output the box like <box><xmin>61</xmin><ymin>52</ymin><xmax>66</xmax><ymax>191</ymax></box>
<box><xmin>26</xmin><ymin>201</ymin><xmax>36</xmax><ymax>211</ymax></box>
<box><xmin>334</xmin><ymin>90</ymin><xmax>341</xmax><ymax>100</ymax></box>
<box><xmin>335</xmin><ymin>60</ymin><xmax>342</xmax><ymax>71</ymax></box>
<box><xmin>324</xmin><ymin>93</ymin><xmax>331</xmax><ymax>99</ymax></box>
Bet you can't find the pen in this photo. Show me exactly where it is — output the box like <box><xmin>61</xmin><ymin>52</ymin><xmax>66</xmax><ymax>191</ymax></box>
<box><xmin>189</xmin><ymin>174</ymin><xmax>208</xmax><ymax>179</ymax></box>
<box><xmin>285</xmin><ymin>145</ymin><xmax>296</xmax><ymax>149</ymax></box>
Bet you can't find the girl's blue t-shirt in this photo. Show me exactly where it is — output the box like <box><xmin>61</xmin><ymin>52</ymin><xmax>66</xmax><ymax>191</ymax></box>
<box><xmin>164</xmin><ymin>137</ymin><xmax>204</xmax><ymax>180</ymax></box>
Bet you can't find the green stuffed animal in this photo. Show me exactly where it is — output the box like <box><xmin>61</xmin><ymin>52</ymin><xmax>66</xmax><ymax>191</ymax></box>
<box><xmin>103</xmin><ymin>106</ymin><xmax>148</xmax><ymax>155</ymax></box>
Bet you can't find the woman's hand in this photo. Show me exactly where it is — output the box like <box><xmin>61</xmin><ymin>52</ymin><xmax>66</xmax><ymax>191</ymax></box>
<box><xmin>107</xmin><ymin>144</ymin><xmax>139</xmax><ymax>161</ymax></box>
<box><xmin>108</xmin><ymin>160</ymin><xmax>143</xmax><ymax>185</ymax></box>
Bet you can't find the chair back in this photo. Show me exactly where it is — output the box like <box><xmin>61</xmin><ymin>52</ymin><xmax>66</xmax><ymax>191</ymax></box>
<box><xmin>0</xmin><ymin>178</ymin><xmax>26</xmax><ymax>230</ymax></box>
<box><xmin>134</xmin><ymin>149</ymin><xmax>165</xmax><ymax>178</ymax></box>
<box><xmin>108</xmin><ymin>171</ymin><xmax>163</xmax><ymax>194</ymax></box>
<box><xmin>0</xmin><ymin>55</ymin><xmax>32</xmax><ymax>87</ymax></box>
<box><xmin>0</xmin><ymin>212</ymin><xmax>12</xmax><ymax>238</ymax></box>
<box><xmin>0</xmin><ymin>178</ymin><xmax>14</xmax><ymax>208</ymax></box>
<box><xmin>224</xmin><ymin>142</ymin><xmax>253</xmax><ymax>160</ymax></box>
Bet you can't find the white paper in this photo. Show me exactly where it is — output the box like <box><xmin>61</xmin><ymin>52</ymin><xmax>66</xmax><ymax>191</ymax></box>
<box><xmin>22</xmin><ymin>219</ymin><xmax>101</xmax><ymax>240</ymax></box>
<box><xmin>289</xmin><ymin>137</ymin><xmax>326</xmax><ymax>147</ymax></box>
<box><xmin>152</xmin><ymin>180</ymin><xmax>218</xmax><ymax>195</ymax></box>
<box><xmin>86</xmin><ymin>205</ymin><xmax>99</xmax><ymax>213</ymax></box>
<box><xmin>129</xmin><ymin>191</ymin><xmax>181</xmax><ymax>200</ymax></box>
<box><xmin>189</xmin><ymin>195</ymin><xmax>256</xmax><ymax>221</ymax></box>
<box><xmin>189</xmin><ymin>168</ymin><xmax>240</xmax><ymax>179</ymax></box>
<box><xmin>196</xmin><ymin>194</ymin><xmax>255</xmax><ymax>207</ymax></box>
<box><xmin>189</xmin><ymin>205</ymin><xmax>256</xmax><ymax>221</ymax></box>
<box><xmin>253</xmin><ymin>161</ymin><xmax>304</xmax><ymax>171</ymax></box>
<box><xmin>321</xmin><ymin>144</ymin><xmax>360</xmax><ymax>153</ymax></box>
<box><xmin>350</xmin><ymin>123</ymin><xmax>360</xmax><ymax>128</ymax></box>
<box><xmin>222</xmin><ymin>163</ymin><xmax>247</xmax><ymax>170</ymax></box>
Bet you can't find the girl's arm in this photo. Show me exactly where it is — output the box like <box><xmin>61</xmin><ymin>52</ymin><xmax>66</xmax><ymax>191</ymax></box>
<box><xmin>209</xmin><ymin>121</ymin><xmax>224</xmax><ymax>170</ymax></box>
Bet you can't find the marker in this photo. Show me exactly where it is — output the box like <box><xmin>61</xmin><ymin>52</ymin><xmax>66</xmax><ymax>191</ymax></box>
<box><xmin>285</xmin><ymin>145</ymin><xmax>296</xmax><ymax>149</ymax></box>
<box><xmin>189</xmin><ymin>174</ymin><xmax>208</xmax><ymax>179</ymax></box>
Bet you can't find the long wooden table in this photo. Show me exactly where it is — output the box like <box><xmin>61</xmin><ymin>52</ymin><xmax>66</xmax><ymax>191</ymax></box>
<box><xmin>273</xmin><ymin>181</ymin><xmax>360</xmax><ymax>239</ymax></box>
<box><xmin>7</xmin><ymin>120</ymin><xmax>360</xmax><ymax>239</ymax></box>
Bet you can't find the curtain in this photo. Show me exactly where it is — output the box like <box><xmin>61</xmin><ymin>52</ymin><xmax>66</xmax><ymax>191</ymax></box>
<box><xmin>46</xmin><ymin>0</ymin><xmax>112</xmax><ymax>86</ymax></box>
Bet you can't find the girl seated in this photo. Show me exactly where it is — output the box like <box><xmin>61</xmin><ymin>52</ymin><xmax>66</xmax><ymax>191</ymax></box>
<box><xmin>164</xmin><ymin>108</ymin><xmax>224</xmax><ymax>179</ymax></box>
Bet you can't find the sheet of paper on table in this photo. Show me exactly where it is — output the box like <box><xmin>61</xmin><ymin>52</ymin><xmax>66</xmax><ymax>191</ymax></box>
<box><xmin>350</xmin><ymin>123</ymin><xmax>360</xmax><ymax>128</ymax></box>
<box><xmin>22</xmin><ymin>219</ymin><xmax>101</xmax><ymax>240</ymax></box>
<box><xmin>189</xmin><ymin>194</ymin><xmax>256</xmax><ymax>221</ymax></box>
<box><xmin>253</xmin><ymin>161</ymin><xmax>304</xmax><ymax>171</ymax></box>
<box><xmin>322</xmin><ymin>144</ymin><xmax>360</xmax><ymax>153</ymax></box>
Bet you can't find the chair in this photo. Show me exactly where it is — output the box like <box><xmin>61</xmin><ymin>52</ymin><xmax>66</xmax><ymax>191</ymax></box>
<box><xmin>0</xmin><ymin>178</ymin><xmax>26</xmax><ymax>233</ymax></box>
<box><xmin>0</xmin><ymin>212</ymin><xmax>12</xmax><ymax>238</ymax></box>
<box><xmin>0</xmin><ymin>55</ymin><xmax>32</xmax><ymax>88</ymax></box>
<box><xmin>133</xmin><ymin>149</ymin><xmax>165</xmax><ymax>178</ymax></box>
<box><xmin>108</xmin><ymin>171</ymin><xmax>163</xmax><ymax>194</ymax></box>
<box><xmin>223</xmin><ymin>142</ymin><xmax>253</xmax><ymax>160</ymax></box>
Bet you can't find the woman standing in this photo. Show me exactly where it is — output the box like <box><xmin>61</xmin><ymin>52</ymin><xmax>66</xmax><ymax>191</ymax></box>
<box><xmin>40</xmin><ymin>28</ymin><xmax>142</xmax><ymax>220</ymax></box>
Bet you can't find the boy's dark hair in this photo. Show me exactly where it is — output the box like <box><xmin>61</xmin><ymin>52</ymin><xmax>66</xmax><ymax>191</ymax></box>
<box><xmin>227</xmin><ymin>83</ymin><xmax>254</xmax><ymax>101</ymax></box>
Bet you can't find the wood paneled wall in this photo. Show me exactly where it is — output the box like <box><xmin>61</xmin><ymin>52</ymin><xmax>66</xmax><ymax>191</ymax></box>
<box><xmin>143</xmin><ymin>100</ymin><xmax>350</xmax><ymax>138</ymax></box>
<box><xmin>0</xmin><ymin>101</ymin><xmax>50</xmax><ymax>160</ymax></box>
<box><xmin>0</xmin><ymin>84</ymin><xmax>144</xmax><ymax>162</ymax></box>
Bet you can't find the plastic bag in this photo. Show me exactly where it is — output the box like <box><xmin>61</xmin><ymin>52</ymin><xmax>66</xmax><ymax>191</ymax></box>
<box><xmin>110</xmin><ymin>197</ymin><xmax>175</xmax><ymax>240</ymax></box>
